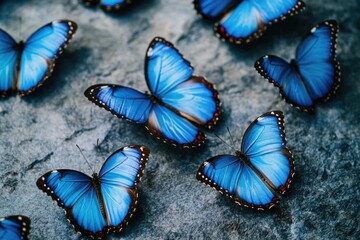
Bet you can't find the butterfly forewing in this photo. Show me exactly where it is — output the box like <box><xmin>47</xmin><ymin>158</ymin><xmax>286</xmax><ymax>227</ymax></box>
<box><xmin>295</xmin><ymin>20</ymin><xmax>340</xmax><ymax>102</ymax></box>
<box><xmin>0</xmin><ymin>215</ymin><xmax>31</xmax><ymax>240</ymax></box>
<box><xmin>0</xmin><ymin>29</ymin><xmax>17</xmax><ymax>96</ymax></box>
<box><xmin>145</xmin><ymin>37</ymin><xmax>194</xmax><ymax>98</ymax></box>
<box><xmin>84</xmin><ymin>84</ymin><xmax>153</xmax><ymax>124</ymax></box>
<box><xmin>18</xmin><ymin>20</ymin><xmax>77</xmax><ymax>95</ymax></box>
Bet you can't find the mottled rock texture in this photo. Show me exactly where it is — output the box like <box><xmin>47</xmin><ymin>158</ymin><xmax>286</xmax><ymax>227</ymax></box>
<box><xmin>0</xmin><ymin>0</ymin><xmax>359</xmax><ymax>239</ymax></box>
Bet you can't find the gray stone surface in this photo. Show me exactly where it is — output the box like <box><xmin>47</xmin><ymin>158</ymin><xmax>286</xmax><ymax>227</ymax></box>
<box><xmin>0</xmin><ymin>0</ymin><xmax>359</xmax><ymax>239</ymax></box>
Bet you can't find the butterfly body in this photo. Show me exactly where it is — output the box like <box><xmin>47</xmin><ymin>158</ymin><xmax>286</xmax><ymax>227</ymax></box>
<box><xmin>37</xmin><ymin>145</ymin><xmax>149</xmax><ymax>239</ymax></box>
<box><xmin>0</xmin><ymin>20</ymin><xmax>77</xmax><ymax>96</ymax></box>
<box><xmin>0</xmin><ymin>215</ymin><xmax>30</xmax><ymax>240</ymax></box>
<box><xmin>194</xmin><ymin>0</ymin><xmax>305</xmax><ymax>44</ymax></box>
<box><xmin>197</xmin><ymin>111</ymin><xmax>294</xmax><ymax>210</ymax></box>
<box><xmin>255</xmin><ymin>20</ymin><xmax>340</xmax><ymax>110</ymax></box>
<box><xmin>85</xmin><ymin>37</ymin><xmax>220</xmax><ymax>148</ymax></box>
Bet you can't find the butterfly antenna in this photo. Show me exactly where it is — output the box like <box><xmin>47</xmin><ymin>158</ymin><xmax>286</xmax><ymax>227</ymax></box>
<box><xmin>227</xmin><ymin>126</ymin><xmax>237</xmax><ymax>149</ymax></box>
<box><xmin>19</xmin><ymin>17</ymin><xmax>23</xmax><ymax>40</ymax></box>
<box><xmin>76</xmin><ymin>145</ymin><xmax>95</xmax><ymax>173</ymax></box>
<box><xmin>214</xmin><ymin>132</ymin><xmax>233</xmax><ymax>151</ymax></box>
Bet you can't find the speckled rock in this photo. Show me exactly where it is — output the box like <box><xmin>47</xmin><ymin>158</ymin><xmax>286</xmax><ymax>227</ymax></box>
<box><xmin>0</xmin><ymin>0</ymin><xmax>359</xmax><ymax>239</ymax></box>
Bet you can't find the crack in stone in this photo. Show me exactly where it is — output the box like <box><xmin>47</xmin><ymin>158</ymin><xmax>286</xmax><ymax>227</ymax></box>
<box><xmin>25</xmin><ymin>152</ymin><xmax>54</xmax><ymax>172</ymax></box>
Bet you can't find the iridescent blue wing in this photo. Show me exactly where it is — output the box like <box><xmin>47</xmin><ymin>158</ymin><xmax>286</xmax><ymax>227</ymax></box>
<box><xmin>215</xmin><ymin>0</ymin><xmax>305</xmax><ymax>44</ymax></box>
<box><xmin>83</xmin><ymin>0</ymin><xmax>131</xmax><ymax>11</ymax></box>
<box><xmin>98</xmin><ymin>145</ymin><xmax>149</xmax><ymax>235</ymax></box>
<box><xmin>146</xmin><ymin>104</ymin><xmax>206</xmax><ymax>148</ymax></box>
<box><xmin>193</xmin><ymin>0</ymin><xmax>235</xmax><ymax>19</ymax></box>
<box><xmin>255</xmin><ymin>21</ymin><xmax>340</xmax><ymax>110</ymax></box>
<box><xmin>295</xmin><ymin>20</ymin><xmax>340</xmax><ymax>104</ymax></box>
<box><xmin>18</xmin><ymin>20</ymin><xmax>77</xmax><ymax>95</ymax></box>
<box><xmin>145</xmin><ymin>37</ymin><xmax>220</xmax><ymax>147</ymax></box>
<box><xmin>241</xmin><ymin>111</ymin><xmax>294</xmax><ymax>196</ymax></box>
<box><xmin>255</xmin><ymin>55</ymin><xmax>314</xmax><ymax>110</ymax></box>
<box><xmin>0</xmin><ymin>29</ymin><xmax>17</xmax><ymax>96</ymax></box>
<box><xmin>197</xmin><ymin>155</ymin><xmax>279</xmax><ymax>210</ymax></box>
<box><xmin>0</xmin><ymin>215</ymin><xmax>30</xmax><ymax>240</ymax></box>
<box><xmin>36</xmin><ymin>170</ymin><xmax>107</xmax><ymax>238</ymax></box>
<box><xmin>84</xmin><ymin>84</ymin><xmax>153</xmax><ymax>124</ymax></box>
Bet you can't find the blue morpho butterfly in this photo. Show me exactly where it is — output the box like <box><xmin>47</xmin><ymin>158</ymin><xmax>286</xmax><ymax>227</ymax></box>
<box><xmin>197</xmin><ymin>111</ymin><xmax>294</xmax><ymax>210</ymax></box>
<box><xmin>255</xmin><ymin>20</ymin><xmax>340</xmax><ymax>111</ymax></box>
<box><xmin>83</xmin><ymin>0</ymin><xmax>133</xmax><ymax>11</ymax></box>
<box><xmin>0</xmin><ymin>20</ymin><xmax>77</xmax><ymax>96</ymax></box>
<box><xmin>193</xmin><ymin>0</ymin><xmax>305</xmax><ymax>44</ymax></box>
<box><xmin>36</xmin><ymin>145</ymin><xmax>150</xmax><ymax>239</ymax></box>
<box><xmin>0</xmin><ymin>215</ymin><xmax>30</xmax><ymax>240</ymax></box>
<box><xmin>85</xmin><ymin>37</ymin><xmax>221</xmax><ymax>148</ymax></box>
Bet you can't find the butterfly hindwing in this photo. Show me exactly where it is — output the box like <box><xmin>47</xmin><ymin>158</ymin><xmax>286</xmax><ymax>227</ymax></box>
<box><xmin>0</xmin><ymin>215</ymin><xmax>31</xmax><ymax>240</ymax></box>
<box><xmin>37</xmin><ymin>145</ymin><xmax>150</xmax><ymax>238</ymax></box>
<box><xmin>18</xmin><ymin>20</ymin><xmax>77</xmax><ymax>95</ymax></box>
<box><xmin>197</xmin><ymin>155</ymin><xmax>278</xmax><ymax>209</ymax></box>
<box><xmin>146</xmin><ymin>104</ymin><xmax>205</xmax><ymax>147</ymax></box>
<box><xmin>255</xmin><ymin>20</ymin><xmax>340</xmax><ymax>110</ymax></box>
<box><xmin>84</xmin><ymin>84</ymin><xmax>153</xmax><ymax>124</ymax></box>
<box><xmin>0</xmin><ymin>29</ymin><xmax>17</xmax><ymax>96</ymax></box>
<box><xmin>212</xmin><ymin>0</ymin><xmax>305</xmax><ymax>44</ymax></box>
<box><xmin>197</xmin><ymin>111</ymin><xmax>294</xmax><ymax>210</ymax></box>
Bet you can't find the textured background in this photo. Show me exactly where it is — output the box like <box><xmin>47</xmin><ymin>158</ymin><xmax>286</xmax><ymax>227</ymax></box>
<box><xmin>0</xmin><ymin>0</ymin><xmax>359</xmax><ymax>239</ymax></box>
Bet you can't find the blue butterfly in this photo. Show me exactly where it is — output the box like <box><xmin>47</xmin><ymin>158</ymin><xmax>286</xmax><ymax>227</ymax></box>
<box><xmin>36</xmin><ymin>145</ymin><xmax>149</xmax><ymax>239</ymax></box>
<box><xmin>85</xmin><ymin>37</ymin><xmax>221</xmax><ymax>148</ymax></box>
<box><xmin>193</xmin><ymin>0</ymin><xmax>305</xmax><ymax>44</ymax></box>
<box><xmin>197</xmin><ymin>111</ymin><xmax>294</xmax><ymax>210</ymax></box>
<box><xmin>0</xmin><ymin>215</ymin><xmax>30</xmax><ymax>240</ymax></box>
<box><xmin>0</xmin><ymin>20</ymin><xmax>77</xmax><ymax>96</ymax></box>
<box><xmin>255</xmin><ymin>20</ymin><xmax>340</xmax><ymax>111</ymax></box>
<box><xmin>83</xmin><ymin>0</ymin><xmax>132</xmax><ymax>11</ymax></box>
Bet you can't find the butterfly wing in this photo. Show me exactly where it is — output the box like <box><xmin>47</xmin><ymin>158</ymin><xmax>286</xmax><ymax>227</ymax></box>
<box><xmin>241</xmin><ymin>111</ymin><xmax>294</xmax><ymax>195</ymax></box>
<box><xmin>255</xmin><ymin>55</ymin><xmax>314</xmax><ymax>109</ymax></box>
<box><xmin>83</xmin><ymin>0</ymin><xmax>131</xmax><ymax>11</ymax></box>
<box><xmin>144</xmin><ymin>37</ymin><xmax>220</xmax><ymax>147</ymax></box>
<box><xmin>18</xmin><ymin>20</ymin><xmax>77</xmax><ymax>95</ymax></box>
<box><xmin>0</xmin><ymin>215</ymin><xmax>30</xmax><ymax>240</ymax></box>
<box><xmin>98</xmin><ymin>145</ymin><xmax>149</xmax><ymax>234</ymax></box>
<box><xmin>84</xmin><ymin>84</ymin><xmax>153</xmax><ymax>124</ymax></box>
<box><xmin>36</xmin><ymin>170</ymin><xmax>108</xmax><ymax>237</ymax></box>
<box><xmin>197</xmin><ymin>155</ymin><xmax>278</xmax><ymax>210</ymax></box>
<box><xmin>215</xmin><ymin>0</ymin><xmax>305</xmax><ymax>44</ymax></box>
<box><xmin>0</xmin><ymin>29</ymin><xmax>17</xmax><ymax>96</ymax></box>
<box><xmin>193</xmin><ymin>0</ymin><xmax>235</xmax><ymax>19</ymax></box>
<box><xmin>295</xmin><ymin>20</ymin><xmax>340</xmax><ymax>103</ymax></box>
<box><xmin>146</xmin><ymin>104</ymin><xmax>206</xmax><ymax>147</ymax></box>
